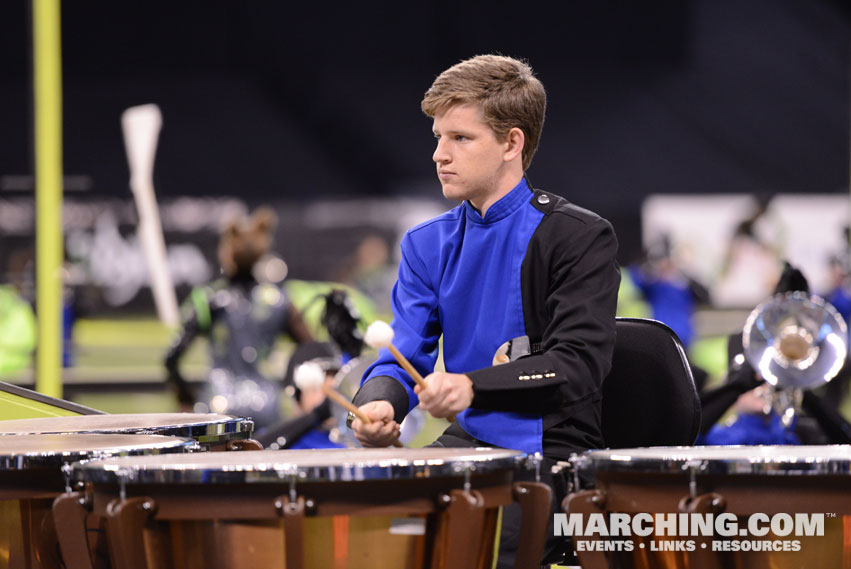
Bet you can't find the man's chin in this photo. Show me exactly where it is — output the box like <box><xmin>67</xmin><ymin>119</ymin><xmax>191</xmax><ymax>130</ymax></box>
<box><xmin>441</xmin><ymin>185</ymin><xmax>465</xmax><ymax>202</ymax></box>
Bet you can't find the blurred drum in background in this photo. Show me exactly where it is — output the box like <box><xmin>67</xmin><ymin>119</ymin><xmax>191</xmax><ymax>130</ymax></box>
<box><xmin>194</xmin><ymin>370</ymin><xmax>282</xmax><ymax>433</ymax></box>
<box><xmin>562</xmin><ymin>445</ymin><xmax>851</xmax><ymax>569</ymax></box>
<box><xmin>0</xmin><ymin>413</ymin><xmax>258</xmax><ymax>451</ymax></box>
<box><xmin>0</xmin><ymin>433</ymin><xmax>192</xmax><ymax>569</ymax></box>
<box><xmin>329</xmin><ymin>355</ymin><xmax>373</xmax><ymax>447</ymax></box>
<box><xmin>71</xmin><ymin>447</ymin><xmax>552</xmax><ymax>569</ymax></box>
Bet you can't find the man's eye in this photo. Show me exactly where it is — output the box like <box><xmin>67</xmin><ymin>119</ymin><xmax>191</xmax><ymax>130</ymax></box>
<box><xmin>455</xmin><ymin>135</ymin><xmax>467</xmax><ymax>141</ymax></box>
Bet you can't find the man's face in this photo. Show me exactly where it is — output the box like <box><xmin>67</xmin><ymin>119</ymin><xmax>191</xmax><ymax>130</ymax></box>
<box><xmin>431</xmin><ymin>103</ymin><xmax>510</xmax><ymax>209</ymax></box>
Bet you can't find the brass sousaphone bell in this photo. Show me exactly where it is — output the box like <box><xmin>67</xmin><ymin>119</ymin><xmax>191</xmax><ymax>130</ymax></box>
<box><xmin>742</xmin><ymin>291</ymin><xmax>848</xmax><ymax>424</ymax></box>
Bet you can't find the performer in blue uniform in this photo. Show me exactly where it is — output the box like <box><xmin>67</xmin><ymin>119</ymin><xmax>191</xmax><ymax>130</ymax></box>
<box><xmin>255</xmin><ymin>341</ymin><xmax>347</xmax><ymax>450</ymax></box>
<box><xmin>627</xmin><ymin>234</ymin><xmax>710</xmax><ymax>351</ymax></box>
<box><xmin>349</xmin><ymin>54</ymin><xmax>620</xmax><ymax>567</ymax></box>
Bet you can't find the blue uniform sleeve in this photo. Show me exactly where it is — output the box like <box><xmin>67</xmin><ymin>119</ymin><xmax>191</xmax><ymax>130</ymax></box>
<box><xmin>355</xmin><ymin>232</ymin><xmax>442</xmax><ymax>418</ymax></box>
<box><xmin>627</xmin><ymin>265</ymin><xmax>651</xmax><ymax>296</ymax></box>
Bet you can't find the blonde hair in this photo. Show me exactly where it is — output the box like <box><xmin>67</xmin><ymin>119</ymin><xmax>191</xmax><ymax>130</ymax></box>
<box><xmin>421</xmin><ymin>54</ymin><xmax>546</xmax><ymax>171</ymax></box>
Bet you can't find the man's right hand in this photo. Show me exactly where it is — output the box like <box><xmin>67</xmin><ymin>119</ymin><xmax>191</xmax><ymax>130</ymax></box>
<box><xmin>351</xmin><ymin>400</ymin><xmax>401</xmax><ymax>447</ymax></box>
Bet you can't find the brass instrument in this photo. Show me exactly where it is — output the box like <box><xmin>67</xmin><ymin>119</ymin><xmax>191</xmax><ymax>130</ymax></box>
<box><xmin>742</xmin><ymin>291</ymin><xmax>848</xmax><ymax>425</ymax></box>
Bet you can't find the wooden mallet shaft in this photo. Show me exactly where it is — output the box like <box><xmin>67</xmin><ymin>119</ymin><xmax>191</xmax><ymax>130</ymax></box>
<box><xmin>386</xmin><ymin>344</ymin><xmax>428</xmax><ymax>389</ymax></box>
<box><xmin>384</xmin><ymin>346</ymin><xmax>456</xmax><ymax>423</ymax></box>
<box><xmin>365</xmin><ymin>321</ymin><xmax>455</xmax><ymax>422</ymax></box>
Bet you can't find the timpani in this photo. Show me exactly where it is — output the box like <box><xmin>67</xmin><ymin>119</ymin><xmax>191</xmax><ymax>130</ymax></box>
<box><xmin>0</xmin><ymin>433</ymin><xmax>192</xmax><ymax>569</ymax></box>
<box><xmin>563</xmin><ymin>445</ymin><xmax>851</xmax><ymax>569</ymax></box>
<box><xmin>0</xmin><ymin>413</ymin><xmax>259</xmax><ymax>451</ymax></box>
<box><xmin>71</xmin><ymin>447</ymin><xmax>553</xmax><ymax>569</ymax></box>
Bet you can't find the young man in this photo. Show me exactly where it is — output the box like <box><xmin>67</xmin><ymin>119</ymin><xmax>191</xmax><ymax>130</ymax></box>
<box><xmin>351</xmin><ymin>54</ymin><xmax>620</xmax><ymax>564</ymax></box>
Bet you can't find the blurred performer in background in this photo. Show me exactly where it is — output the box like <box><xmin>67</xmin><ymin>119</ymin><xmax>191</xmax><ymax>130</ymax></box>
<box><xmin>714</xmin><ymin>194</ymin><xmax>783</xmax><ymax>308</ymax></box>
<box><xmin>0</xmin><ymin>283</ymin><xmax>36</xmax><ymax>374</ymax></box>
<box><xmin>334</xmin><ymin>233</ymin><xmax>397</xmax><ymax>316</ymax></box>
<box><xmin>628</xmin><ymin>234</ymin><xmax>710</xmax><ymax>388</ymax></box>
<box><xmin>698</xmin><ymin>262</ymin><xmax>851</xmax><ymax>445</ymax></box>
<box><xmin>255</xmin><ymin>341</ymin><xmax>346</xmax><ymax>449</ymax></box>
<box><xmin>349</xmin><ymin>54</ymin><xmax>620</xmax><ymax>568</ymax></box>
<box><xmin>628</xmin><ymin>234</ymin><xmax>709</xmax><ymax>352</ymax></box>
<box><xmin>825</xmin><ymin>251</ymin><xmax>851</xmax><ymax>331</ymax></box>
<box><xmin>164</xmin><ymin>207</ymin><xmax>313</xmax><ymax>428</ymax></box>
<box><xmin>822</xmin><ymin>230</ymin><xmax>851</xmax><ymax>409</ymax></box>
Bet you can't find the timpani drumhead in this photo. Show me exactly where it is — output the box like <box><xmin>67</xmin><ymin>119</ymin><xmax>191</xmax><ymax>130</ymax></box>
<box><xmin>74</xmin><ymin>447</ymin><xmax>525</xmax><ymax>484</ymax></box>
<box><xmin>0</xmin><ymin>413</ymin><xmax>251</xmax><ymax>443</ymax></box>
<box><xmin>0</xmin><ymin>433</ymin><xmax>193</xmax><ymax>471</ymax></box>
<box><xmin>573</xmin><ymin>445</ymin><xmax>851</xmax><ymax>476</ymax></box>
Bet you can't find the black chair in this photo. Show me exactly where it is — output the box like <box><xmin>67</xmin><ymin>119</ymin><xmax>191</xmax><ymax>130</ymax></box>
<box><xmin>601</xmin><ymin>317</ymin><xmax>701</xmax><ymax>448</ymax></box>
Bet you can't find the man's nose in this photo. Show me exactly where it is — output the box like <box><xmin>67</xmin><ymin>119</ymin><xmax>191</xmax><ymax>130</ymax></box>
<box><xmin>433</xmin><ymin>139</ymin><xmax>449</xmax><ymax>163</ymax></box>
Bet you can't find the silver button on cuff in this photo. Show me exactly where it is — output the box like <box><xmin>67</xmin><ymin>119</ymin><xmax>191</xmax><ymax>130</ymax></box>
<box><xmin>537</xmin><ymin>195</ymin><xmax>550</xmax><ymax>205</ymax></box>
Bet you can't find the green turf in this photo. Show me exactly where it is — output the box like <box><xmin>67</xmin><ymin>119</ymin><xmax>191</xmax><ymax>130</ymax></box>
<box><xmin>74</xmin><ymin>317</ymin><xmax>174</xmax><ymax>346</ymax></box>
<box><xmin>73</xmin><ymin>317</ymin><xmax>206</xmax><ymax>372</ymax></box>
<box><xmin>688</xmin><ymin>335</ymin><xmax>729</xmax><ymax>388</ymax></box>
<box><xmin>73</xmin><ymin>392</ymin><xmax>179</xmax><ymax>414</ymax></box>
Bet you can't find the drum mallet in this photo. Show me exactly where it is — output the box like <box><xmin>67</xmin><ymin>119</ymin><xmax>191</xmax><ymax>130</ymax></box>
<box><xmin>364</xmin><ymin>321</ymin><xmax>456</xmax><ymax>422</ymax></box>
<box><xmin>294</xmin><ymin>362</ymin><xmax>403</xmax><ymax>448</ymax></box>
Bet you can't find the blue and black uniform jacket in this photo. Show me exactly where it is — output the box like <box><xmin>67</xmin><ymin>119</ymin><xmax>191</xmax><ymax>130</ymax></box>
<box><xmin>354</xmin><ymin>179</ymin><xmax>620</xmax><ymax>460</ymax></box>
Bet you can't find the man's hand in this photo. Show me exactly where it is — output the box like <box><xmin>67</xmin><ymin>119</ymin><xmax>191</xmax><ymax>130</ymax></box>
<box><xmin>351</xmin><ymin>400</ymin><xmax>401</xmax><ymax>447</ymax></box>
<box><xmin>416</xmin><ymin>372</ymin><xmax>473</xmax><ymax>419</ymax></box>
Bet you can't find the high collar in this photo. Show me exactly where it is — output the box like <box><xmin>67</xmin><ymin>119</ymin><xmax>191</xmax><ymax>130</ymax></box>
<box><xmin>464</xmin><ymin>178</ymin><xmax>531</xmax><ymax>225</ymax></box>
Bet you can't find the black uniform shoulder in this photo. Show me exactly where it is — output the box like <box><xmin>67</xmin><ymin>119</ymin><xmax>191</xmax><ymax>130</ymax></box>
<box><xmin>529</xmin><ymin>188</ymin><xmax>611</xmax><ymax>228</ymax></box>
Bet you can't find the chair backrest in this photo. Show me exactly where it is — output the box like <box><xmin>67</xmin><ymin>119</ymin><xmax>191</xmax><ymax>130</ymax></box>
<box><xmin>601</xmin><ymin>318</ymin><xmax>701</xmax><ymax>448</ymax></box>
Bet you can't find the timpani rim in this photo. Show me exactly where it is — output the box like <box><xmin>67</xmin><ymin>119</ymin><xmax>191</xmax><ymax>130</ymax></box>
<box><xmin>73</xmin><ymin>447</ymin><xmax>527</xmax><ymax>484</ymax></box>
<box><xmin>0</xmin><ymin>433</ymin><xmax>194</xmax><ymax>470</ymax></box>
<box><xmin>571</xmin><ymin>445</ymin><xmax>851</xmax><ymax>476</ymax></box>
<box><xmin>0</xmin><ymin>413</ymin><xmax>252</xmax><ymax>440</ymax></box>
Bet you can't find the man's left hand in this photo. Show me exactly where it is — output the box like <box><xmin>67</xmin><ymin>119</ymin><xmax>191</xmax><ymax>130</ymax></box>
<box><xmin>416</xmin><ymin>372</ymin><xmax>473</xmax><ymax>419</ymax></box>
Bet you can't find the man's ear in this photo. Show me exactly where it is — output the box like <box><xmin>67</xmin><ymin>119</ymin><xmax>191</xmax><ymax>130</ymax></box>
<box><xmin>504</xmin><ymin>127</ymin><xmax>525</xmax><ymax>163</ymax></box>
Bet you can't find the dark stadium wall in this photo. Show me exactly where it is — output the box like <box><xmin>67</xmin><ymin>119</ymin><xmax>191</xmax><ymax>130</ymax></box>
<box><xmin>0</xmin><ymin>0</ymin><xmax>848</xmax><ymax>268</ymax></box>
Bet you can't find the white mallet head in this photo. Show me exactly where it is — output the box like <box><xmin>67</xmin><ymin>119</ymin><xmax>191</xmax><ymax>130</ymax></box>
<box><xmin>364</xmin><ymin>320</ymin><xmax>395</xmax><ymax>349</ymax></box>
<box><xmin>293</xmin><ymin>362</ymin><xmax>325</xmax><ymax>391</ymax></box>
